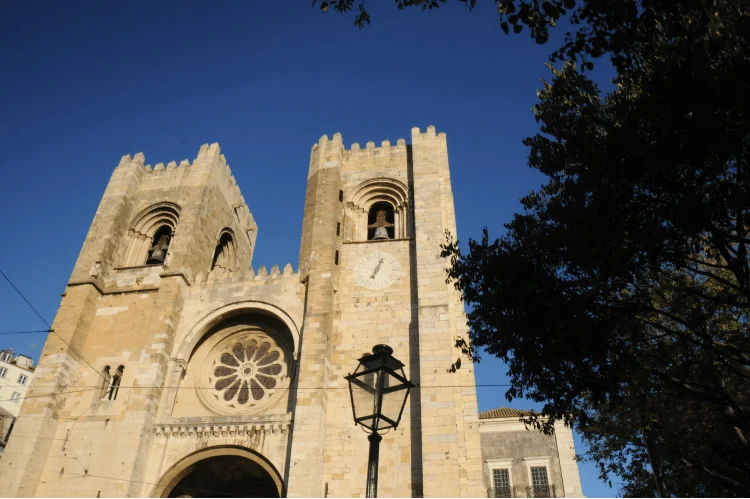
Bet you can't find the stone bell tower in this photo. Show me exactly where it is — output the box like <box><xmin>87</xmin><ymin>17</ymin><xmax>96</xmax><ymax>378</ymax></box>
<box><xmin>287</xmin><ymin>126</ymin><xmax>485</xmax><ymax>498</ymax></box>
<box><xmin>0</xmin><ymin>144</ymin><xmax>258</xmax><ymax>497</ymax></box>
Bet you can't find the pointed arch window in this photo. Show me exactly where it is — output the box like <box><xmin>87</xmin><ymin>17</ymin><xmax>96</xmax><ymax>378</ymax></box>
<box><xmin>210</xmin><ymin>229</ymin><xmax>236</xmax><ymax>272</ymax></box>
<box><xmin>121</xmin><ymin>203</ymin><xmax>180</xmax><ymax>267</ymax></box>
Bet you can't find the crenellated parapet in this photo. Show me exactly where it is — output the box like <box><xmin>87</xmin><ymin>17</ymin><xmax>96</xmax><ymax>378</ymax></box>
<box><xmin>115</xmin><ymin>143</ymin><xmax>258</xmax><ymax>259</ymax></box>
<box><xmin>310</xmin><ymin>128</ymin><xmax>444</xmax><ymax>177</ymax></box>
<box><xmin>117</xmin><ymin>144</ymin><xmax>255</xmax><ymax>227</ymax></box>
<box><xmin>346</xmin><ymin>137</ymin><xmax>408</xmax><ymax>159</ymax></box>
<box><xmin>192</xmin><ymin>262</ymin><xmax>297</xmax><ymax>290</ymax></box>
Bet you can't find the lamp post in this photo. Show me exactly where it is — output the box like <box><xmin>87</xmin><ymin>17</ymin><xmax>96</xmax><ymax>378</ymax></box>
<box><xmin>345</xmin><ymin>344</ymin><xmax>414</xmax><ymax>498</ymax></box>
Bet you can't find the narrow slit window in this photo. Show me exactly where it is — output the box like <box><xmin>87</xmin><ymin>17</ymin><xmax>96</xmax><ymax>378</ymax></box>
<box><xmin>338</xmin><ymin>190</ymin><xmax>343</xmax><ymax>202</ymax></box>
<box><xmin>335</xmin><ymin>250</ymin><xmax>339</xmax><ymax>265</ymax></box>
<box><xmin>336</xmin><ymin>222</ymin><xmax>341</xmax><ymax>236</ymax></box>
<box><xmin>107</xmin><ymin>366</ymin><xmax>124</xmax><ymax>401</ymax></box>
<box><xmin>100</xmin><ymin>366</ymin><xmax>111</xmax><ymax>399</ymax></box>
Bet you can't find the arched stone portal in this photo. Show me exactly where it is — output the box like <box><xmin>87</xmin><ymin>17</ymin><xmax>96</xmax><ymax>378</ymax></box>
<box><xmin>152</xmin><ymin>446</ymin><xmax>284</xmax><ymax>498</ymax></box>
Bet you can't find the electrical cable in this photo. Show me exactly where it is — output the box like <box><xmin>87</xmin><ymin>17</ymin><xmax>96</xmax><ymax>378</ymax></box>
<box><xmin>0</xmin><ymin>269</ymin><xmax>108</xmax><ymax>383</ymax></box>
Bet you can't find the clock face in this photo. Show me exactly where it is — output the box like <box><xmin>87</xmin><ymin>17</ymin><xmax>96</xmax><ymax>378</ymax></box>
<box><xmin>353</xmin><ymin>251</ymin><xmax>401</xmax><ymax>290</ymax></box>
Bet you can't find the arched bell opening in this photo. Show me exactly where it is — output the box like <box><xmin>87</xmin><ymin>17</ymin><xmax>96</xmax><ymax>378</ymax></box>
<box><xmin>120</xmin><ymin>202</ymin><xmax>181</xmax><ymax>267</ymax></box>
<box><xmin>146</xmin><ymin>225</ymin><xmax>173</xmax><ymax>265</ymax></box>
<box><xmin>152</xmin><ymin>446</ymin><xmax>284</xmax><ymax>498</ymax></box>
<box><xmin>367</xmin><ymin>201</ymin><xmax>395</xmax><ymax>240</ymax></box>
<box><xmin>348</xmin><ymin>178</ymin><xmax>411</xmax><ymax>241</ymax></box>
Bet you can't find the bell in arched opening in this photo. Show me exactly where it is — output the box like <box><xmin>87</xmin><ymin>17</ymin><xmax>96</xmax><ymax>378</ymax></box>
<box><xmin>146</xmin><ymin>226</ymin><xmax>172</xmax><ymax>265</ymax></box>
<box><xmin>367</xmin><ymin>202</ymin><xmax>395</xmax><ymax>241</ymax></box>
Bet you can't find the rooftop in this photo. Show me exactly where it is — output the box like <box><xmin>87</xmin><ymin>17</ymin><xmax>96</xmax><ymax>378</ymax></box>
<box><xmin>478</xmin><ymin>407</ymin><xmax>535</xmax><ymax>419</ymax></box>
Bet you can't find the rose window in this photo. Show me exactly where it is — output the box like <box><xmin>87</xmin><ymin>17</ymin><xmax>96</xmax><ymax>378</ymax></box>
<box><xmin>200</xmin><ymin>331</ymin><xmax>288</xmax><ymax>414</ymax></box>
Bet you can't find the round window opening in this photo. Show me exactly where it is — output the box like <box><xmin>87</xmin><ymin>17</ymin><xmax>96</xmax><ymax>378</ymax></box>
<box><xmin>199</xmin><ymin>330</ymin><xmax>289</xmax><ymax>415</ymax></box>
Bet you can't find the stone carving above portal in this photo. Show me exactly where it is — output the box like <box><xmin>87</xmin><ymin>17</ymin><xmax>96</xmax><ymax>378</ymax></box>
<box><xmin>198</xmin><ymin>329</ymin><xmax>289</xmax><ymax>415</ymax></box>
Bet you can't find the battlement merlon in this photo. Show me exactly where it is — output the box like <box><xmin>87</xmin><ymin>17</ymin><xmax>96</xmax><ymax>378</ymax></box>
<box><xmin>114</xmin><ymin>143</ymin><xmax>258</xmax><ymax>238</ymax></box>
<box><xmin>309</xmin><ymin>126</ymin><xmax>447</xmax><ymax>170</ymax></box>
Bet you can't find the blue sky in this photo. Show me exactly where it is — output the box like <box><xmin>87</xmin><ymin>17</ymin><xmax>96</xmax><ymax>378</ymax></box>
<box><xmin>0</xmin><ymin>1</ymin><xmax>619</xmax><ymax>496</ymax></box>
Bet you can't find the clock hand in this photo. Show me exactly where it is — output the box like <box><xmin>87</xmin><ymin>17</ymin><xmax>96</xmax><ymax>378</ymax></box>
<box><xmin>370</xmin><ymin>258</ymin><xmax>384</xmax><ymax>279</ymax></box>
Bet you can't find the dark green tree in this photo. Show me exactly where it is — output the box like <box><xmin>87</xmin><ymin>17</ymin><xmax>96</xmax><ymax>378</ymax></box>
<box><xmin>318</xmin><ymin>0</ymin><xmax>750</xmax><ymax>495</ymax></box>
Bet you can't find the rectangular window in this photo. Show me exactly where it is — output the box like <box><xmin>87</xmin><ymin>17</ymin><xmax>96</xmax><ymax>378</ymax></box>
<box><xmin>334</xmin><ymin>250</ymin><xmax>339</xmax><ymax>266</ymax></box>
<box><xmin>10</xmin><ymin>391</ymin><xmax>21</xmax><ymax>404</ymax></box>
<box><xmin>531</xmin><ymin>467</ymin><xmax>550</xmax><ymax>498</ymax></box>
<box><xmin>1</xmin><ymin>353</ymin><xmax>11</xmax><ymax>362</ymax></box>
<box><xmin>0</xmin><ymin>367</ymin><xmax>7</xmax><ymax>378</ymax></box>
<box><xmin>338</xmin><ymin>190</ymin><xmax>343</xmax><ymax>202</ymax></box>
<box><xmin>336</xmin><ymin>222</ymin><xmax>341</xmax><ymax>236</ymax></box>
<box><xmin>492</xmin><ymin>469</ymin><xmax>511</xmax><ymax>497</ymax></box>
<box><xmin>18</xmin><ymin>374</ymin><xmax>28</xmax><ymax>385</ymax></box>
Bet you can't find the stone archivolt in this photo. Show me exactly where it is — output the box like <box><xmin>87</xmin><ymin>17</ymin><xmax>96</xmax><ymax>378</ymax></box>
<box><xmin>347</xmin><ymin>177</ymin><xmax>412</xmax><ymax>240</ymax></box>
<box><xmin>120</xmin><ymin>202</ymin><xmax>181</xmax><ymax>267</ymax></box>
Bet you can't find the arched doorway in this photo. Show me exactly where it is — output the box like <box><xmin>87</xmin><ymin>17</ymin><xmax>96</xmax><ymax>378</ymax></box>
<box><xmin>152</xmin><ymin>446</ymin><xmax>284</xmax><ymax>498</ymax></box>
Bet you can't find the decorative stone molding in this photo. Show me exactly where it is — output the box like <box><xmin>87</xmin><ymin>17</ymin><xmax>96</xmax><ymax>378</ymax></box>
<box><xmin>153</xmin><ymin>420</ymin><xmax>290</xmax><ymax>440</ymax></box>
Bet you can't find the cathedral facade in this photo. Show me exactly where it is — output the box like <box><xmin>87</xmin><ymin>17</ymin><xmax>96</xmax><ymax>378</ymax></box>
<box><xmin>0</xmin><ymin>127</ymin><xmax>488</xmax><ymax>497</ymax></box>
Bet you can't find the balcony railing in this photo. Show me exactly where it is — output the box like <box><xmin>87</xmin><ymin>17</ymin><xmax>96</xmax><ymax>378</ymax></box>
<box><xmin>488</xmin><ymin>486</ymin><xmax>514</xmax><ymax>497</ymax></box>
<box><xmin>526</xmin><ymin>485</ymin><xmax>555</xmax><ymax>498</ymax></box>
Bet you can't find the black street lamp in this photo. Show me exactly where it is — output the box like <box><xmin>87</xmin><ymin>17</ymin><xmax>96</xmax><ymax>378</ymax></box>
<box><xmin>345</xmin><ymin>344</ymin><xmax>414</xmax><ymax>498</ymax></box>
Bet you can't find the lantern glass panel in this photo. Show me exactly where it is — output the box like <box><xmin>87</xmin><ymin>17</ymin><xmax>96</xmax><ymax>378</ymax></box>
<box><xmin>349</xmin><ymin>370</ymin><xmax>378</xmax><ymax>429</ymax></box>
<box><xmin>380</xmin><ymin>371</ymin><xmax>410</xmax><ymax>428</ymax></box>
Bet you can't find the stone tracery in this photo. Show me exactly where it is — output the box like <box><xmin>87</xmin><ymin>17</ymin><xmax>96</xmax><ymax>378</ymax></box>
<box><xmin>199</xmin><ymin>329</ymin><xmax>289</xmax><ymax>415</ymax></box>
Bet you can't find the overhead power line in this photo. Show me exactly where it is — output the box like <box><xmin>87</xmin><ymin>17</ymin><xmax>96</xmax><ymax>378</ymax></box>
<box><xmin>0</xmin><ymin>269</ymin><xmax>108</xmax><ymax>383</ymax></box>
<box><xmin>0</xmin><ymin>330</ymin><xmax>51</xmax><ymax>335</ymax></box>
<box><xmin>0</xmin><ymin>382</ymin><xmax>512</xmax><ymax>405</ymax></box>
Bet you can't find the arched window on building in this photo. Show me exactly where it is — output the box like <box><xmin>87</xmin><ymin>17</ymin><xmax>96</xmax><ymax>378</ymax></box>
<box><xmin>367</xmin><ymin>202</ymin><xmax>395</xmax><ymax>240</ymax></box>
<box><xmin>211</xmin><ymin>229</ymin><xmax>236</xmax><ymax>272</ymax></box>
<box><xmin>347</xmin><ymin>178</ymin><xmax>411</xmax><ymax>242</ymax></box>
<box><xmin>107</xmin><ymin>366</ymin><xmax>124</xmax><ymax>401</ymax></box>
<box><xmin>120</xmin><ymin>203</ymin><xmax>180</xmax><ymax>267</ymax></box>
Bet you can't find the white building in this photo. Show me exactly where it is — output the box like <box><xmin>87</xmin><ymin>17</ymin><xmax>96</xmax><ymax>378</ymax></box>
<box><xmin>0</xmin><ymin>349</ymin><xmax>35</xmax><ymax>446</ymax></box>
<box><xmin>479</xmin><ymin>408</ymin><xmax>583</xmax><ymax>498</ymax></box>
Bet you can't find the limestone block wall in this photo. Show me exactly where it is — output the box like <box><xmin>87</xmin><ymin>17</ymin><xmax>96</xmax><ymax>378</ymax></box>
<box><xmin>324</xmin><ymin>238</ymin><xmax>416</xmax><ymax>497</ymax></box>
<box><xmin>410</xmin><ymin>127</ymin><xmax>484</xmax><ymax>498</ymax></box>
